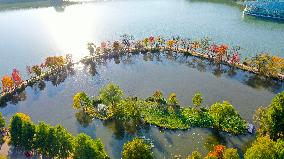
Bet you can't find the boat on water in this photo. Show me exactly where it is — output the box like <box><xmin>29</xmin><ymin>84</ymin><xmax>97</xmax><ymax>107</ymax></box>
<box><xmin>243</xmin><ymin>0</ymin><xmax>284</xmax><ymax>21</ymax></box>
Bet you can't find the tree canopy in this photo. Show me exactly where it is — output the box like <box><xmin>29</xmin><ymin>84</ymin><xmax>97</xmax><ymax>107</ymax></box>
<box><xmin>122</xmin><ymin>138</ymin><xmax>153</xmax><ymax>159</ymax></box>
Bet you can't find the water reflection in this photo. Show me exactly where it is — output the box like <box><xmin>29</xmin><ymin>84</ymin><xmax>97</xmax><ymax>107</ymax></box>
<box><xmin>0</xmin><ymin>52</ymin><xmax>281</xmax><ymax>158</ymax></box>
<box><xmin>0</xmin><ymin>0</ymin><xmax>79</xmax><ymax>12</ymax></box>
<box><xmin>0</xmin><ymin>91</ymin><xmax>26</xmax><ymax>107</ymax></box>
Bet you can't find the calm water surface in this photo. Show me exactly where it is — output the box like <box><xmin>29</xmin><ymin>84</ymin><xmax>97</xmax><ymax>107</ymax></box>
<box><xmin>1</xmin><ymin>53</ymin><xmax>283</xmax><ymax>158</ymax></box>
<box><xmin>0</xmin><ymin>0</ymin><xmax>284</xmax><ymax>158</ymax></box>
<box><xmin>0</xmin><ymin>0</ymin><xmax>284</xmax><ymax>77</ymax></box>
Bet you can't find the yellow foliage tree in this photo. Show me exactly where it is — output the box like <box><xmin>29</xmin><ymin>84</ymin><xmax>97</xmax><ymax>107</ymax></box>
<box><xmin>2</xmin><ymin>75</ymin><xmax>14</xmax><ymax>92</ymax></box>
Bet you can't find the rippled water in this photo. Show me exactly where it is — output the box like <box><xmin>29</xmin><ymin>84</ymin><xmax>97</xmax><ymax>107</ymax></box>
<box><xmin>1</xmin><ymin>53</ymin><xmax>283</xmax><ymax>158</ymax></box>
<box><xmin>0</xmin><ymin>0</ymin><xmax>284</xmax><ymax>77</ymax></box>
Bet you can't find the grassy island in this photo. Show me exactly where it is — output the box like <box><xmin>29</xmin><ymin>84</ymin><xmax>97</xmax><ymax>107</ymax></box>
<box><xmin>73</xmin><ymin>83</ymin><xmax>248</xmax><ymax>134</ymax></box>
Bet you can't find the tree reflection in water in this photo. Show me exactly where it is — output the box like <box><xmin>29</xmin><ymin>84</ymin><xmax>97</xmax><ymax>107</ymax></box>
<box><xmin>75</xmin><ymin>110</ymin><xmax>93</xmax><ymax>128</ymax></box>
<box><xmin>0</xmin><ymin>91</ymin><xmax>27</xmax><ymax>107</ymax></box>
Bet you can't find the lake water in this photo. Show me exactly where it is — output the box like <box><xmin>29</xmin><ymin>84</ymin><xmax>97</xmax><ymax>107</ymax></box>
<box><xmin>1</xmin><ymin>52</ymin><xmax>284</xmax><ymax>158</ymax></box>
<box><xmin>0</xmin><ymin>0</ymin><xmax>284</xmax><ymax>158</ymax></box>
<box><xmin>0</xmin><ymin>0</ymin><xmax>284</xmax><ymax>77</ymax></box>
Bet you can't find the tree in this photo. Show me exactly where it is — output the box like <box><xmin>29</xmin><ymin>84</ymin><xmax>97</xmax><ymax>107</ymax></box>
<box><xmin>2</xmin><ymin>75</ymin><xmax>14</xmax><ymax>92</ymax></box>
<box><xmin>122</xmin><ymin>138</ymin><xmax>153</xmax><ymax>159</ymax></box>
<box><xmin>45</xmin><ymin>56</ymin><xmax>66</xmax><ymax>70</ymax></box>
<box><xmin>114</xmin><ymin>98</ymin><xmax>142</xmax><ymax>124</ymax></box>
<box><xmin>46</xmin><ymin>126</ymin><xmax>59</xmax><ymax>158</ymax></box>
<box><xmin>54</xmin><ymin>125</ymin><xmax>74</xmax><ymax>158</ymax></box>
<box><xmin>192</xmin><ymin>91</ymin><xmax>203</xmax><ymax>108</ymax></box>
<box><xmin>152</xmin><ymin>90</ymin><xmax>163</xmax><ymax>101</ymax></box>
<box><xmin>253</xmin><ymin>106</ymin><xmax>270</xmax><ymax>137</ymax></box>
<box><xmin>99</xmin><ymin>83</ymin><xmax>124</xmax><ymax>106</ymax></box>
<box><xmin>223</xmin><ymin>148</ymin><xmax>240</xmax><ymax>159</ymax></box>
<box><xmin>9</xmin><ymin>113</ymin><xmax>31</xmax><ymax>149</ymax></box>
<box><xmin>11</xmin><ymin>69</ymin><xmax>22</xmax><ymax>86</ymax></box>
<box><xmin>186</xmin><ymin>151</ymin><xmax>201</xmax><ymax>159</ymax></box>
<box><xmin>87</xmin><ymin>42</ymin><xmax>96</xmax><ymax>55</ymax></box>
<box><xmin>209</xmin><ymin>101</ymin><xmax>246</xmax><ymax>134</ymax></box>
<box><xmin>34</xmin><ymin>122</ymin><xmax>51</xmax><ymax>156</ymax></box>
<box><xmin>203</xmin><ymin>145</ymin><xmax>239</xmax><ymax>159</ymax></box>
<box><xmin>121</xmin><ymin>34</ymin><xmax>134</xmax><ymax>51</ymax></box>
<box><xmin>267</xmin><ymin>92</ymin><xmax>284</xmax><ymax>140</ymax></box>
<box><xmin>73</xmin><ymin>133</ymin><xmax>108</xmax><ymax>159</ymax></box>
<box><xmin>0</xmin><ymin>112</ymin><xmax>5</xmax><ymax>131</ymax></box>
<box><xmin>31</xmin><ymin>65</ymin><xmax>42</xmax><ymax>76</ymax></box>
<box><xmin>21</xmin><ymin>121</ymin><xmax>36</xmax><ymax>151</ymax></box>
<box><xmin>244</xmin><ymin>136</ymin><xmax>278</xmax><ymax>159</ymax></box>
<box><xmin>254</xmin><ymin>92</ymin><xmax>284</xmax><ymax>140</ymax></box>
<box><xmin>168</xmin><ymin>93</ymin><xmax>179</xmax><ymax>106</ymax></box>
<box><xmin>73</xmin><ymin>92</ymin><xmax>92</xmax><ymax>112</ymax></box>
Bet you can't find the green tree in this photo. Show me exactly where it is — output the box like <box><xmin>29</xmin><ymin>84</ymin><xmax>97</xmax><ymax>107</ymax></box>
<box><xmin>73</xmin><ymin>133</ymin><xmax>108</xmax><ymax>159</ymax></box>
<box><xmin>0</xmin><ymin>112</ymin><xmax>5</xmax><ymax>130</ymax></box>
<box><xmin>253</xmin><ymin>106</ymin><xmax>270</xmax><ymax>136</ymax></box>
<box><xmin>223</xmin><ymin>148</ymin><xmax>240</xmax><ymax>159</ymax></box>
<box><xmin>9</xmin><ymin>113</ymin><xmax>31</xmax><ymax>149</ymax></box>
<box><xmin>267</xmin><ymin>92</ymin><xmax>284</xmax><ymax>140</ymax></box>
<box><xmin>46</xmin><ymin>126</ymin><xmax>59</xmax><ymax>158</ymax></box>
<box><xmin>254</xmin><ymin>92</ymin><xmax>284</xmax><ymax>140</ymax></box>
<box><xmin>34</xmin><ymin>122</ymin><xmax>51</xmax><ymax>156</ymax></box>
<box><xmin>20</xmin><ymin>121</ymin><xmax>36</xmax><ymax>151</ymax></box>
<box><xmin>73</xmin><ymin>92</ymin><xmax>92</xmax><ymax>112</ymax></box>
<box><xmin>186</xmin><ymin>151</ymin><xmax>202</xmax><ymax>159</ymax></box>
<box><xmin>168</xmin><ymin>93</ymin><xmax>179</xmax><ymax>106</ymax></box>
<box><xmin>276</xmin><ymin>139</ymin><xmax>284</xmax><ymax>159</ymax></box>
<box><xmin>99</xmin><ymin>83</ymin><xmax>124</xmax><ymax>106</ymax></box>
<box><xmin>114</xmin><ymin>98</ymin><xmax>142</xmax><ymax>124</ymax></box>
<box><xmin>244</xmin><ymin>136</ymin><xmax>278</xmax><ymax>159</ymax></box>
<box><xmin>153</xmin><ymin>90</ymin><xmax>163</xmax><ymax>101</ymax></box>
<box><xmin>209</xmin><ymin>101</ymin><xmax>246</xmax><ymax>134</ymax></box>
<box><xmin>122</xmin><ymin>138</ymin><xmax>153</xmax><ymax>159</ymax></box>
<box><xmin>54</xmin><ymin>125</ymin><xmax>74</xmax><ymax>158</ymax></box>
<box><xmin>192</xmin><ymin>91</ymin><xmax>203</xmax><ymax>108</ymax></box>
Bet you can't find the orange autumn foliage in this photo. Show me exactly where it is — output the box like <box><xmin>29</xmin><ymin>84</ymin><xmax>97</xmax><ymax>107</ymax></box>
<box><xmin>205</xmin><ymin>145</ymin><xmax>225</xmax><ymax>159</ymax></box>
<box><xmin>2</xmin><ymin>75</ymin><xmax>14</xmax><ymax>92</ymax></box>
